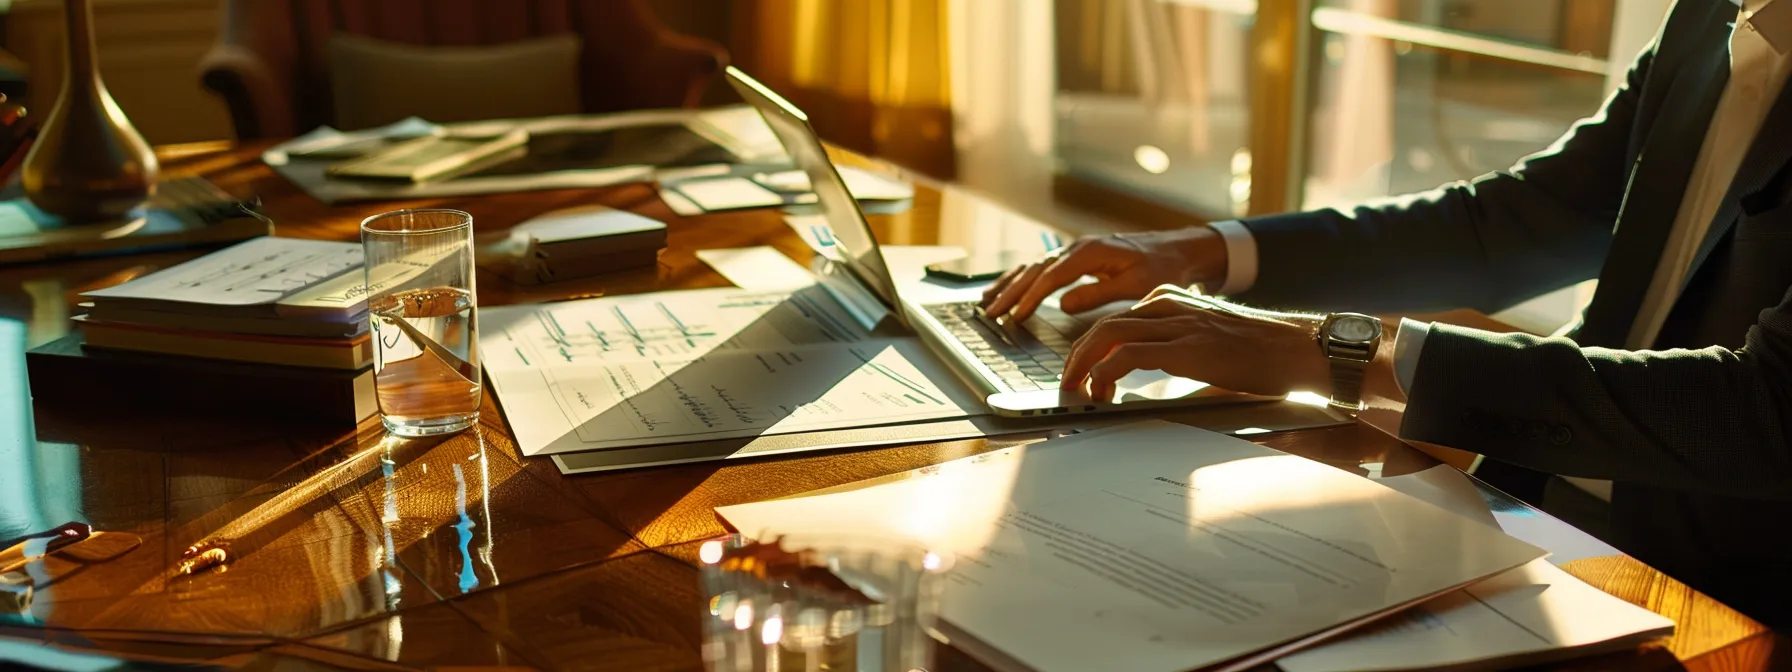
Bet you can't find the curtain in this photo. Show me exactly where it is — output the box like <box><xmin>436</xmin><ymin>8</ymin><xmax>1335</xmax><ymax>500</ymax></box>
<box><xmin>730</xmin><ymin>0</ymin><xmax>956</xmax><ymax>178</ymax></box>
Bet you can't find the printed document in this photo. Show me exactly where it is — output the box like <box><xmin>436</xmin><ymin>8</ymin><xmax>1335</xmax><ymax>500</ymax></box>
<box><xmin>716</xmin><ymin>421</ymin><xmax>1546</xmax><ymax>672</ymax></box>
<box><xmin>1277</xmin><ymin>466</ymin><xmax>1673</xmax><ymax>672</ymax></box>
<box><xmin>479</xmin><ymin>286</ymin><xmax>981</xmax><ymax>455</ymax></box>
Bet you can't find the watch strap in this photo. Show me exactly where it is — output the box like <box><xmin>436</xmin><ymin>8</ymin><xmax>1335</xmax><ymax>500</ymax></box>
<box><xmin>1328</xmin><ymin>359</ymin><xmax>1366</xmax><ymax>412</ymax></box>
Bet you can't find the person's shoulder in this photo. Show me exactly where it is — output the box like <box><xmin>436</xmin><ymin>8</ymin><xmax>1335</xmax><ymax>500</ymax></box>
<box><xmin>1659</xmin><ymin>0</ymin><xmax>1741</xmax><ymax>42</ymax></box>
<box><xmin>1638</xmin><ymin>0</ymin><xmax>1741</xmax><ymax>76</ymax></box>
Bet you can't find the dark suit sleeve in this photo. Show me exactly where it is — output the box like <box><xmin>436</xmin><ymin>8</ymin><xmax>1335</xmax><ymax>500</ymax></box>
<box><xmin>1397</xmin><ymin>286</ymin><xmax>1792</xmax><ymax>500</ymax></box>
<box><xmin>1229</xmin><ymin>43</ymin><xmax>1657</xmax><ymax>315</ymax></box>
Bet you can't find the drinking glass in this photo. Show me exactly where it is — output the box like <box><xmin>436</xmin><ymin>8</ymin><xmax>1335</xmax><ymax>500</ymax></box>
<box><xmin>698</xmin><ymin>533</ymin><xmax>953</xmax><ymax>672</ymax></box>
<box><xmin>361</xmin><ymin>209</ymin><xmax>482</xmax><ymax>437</ymax></box>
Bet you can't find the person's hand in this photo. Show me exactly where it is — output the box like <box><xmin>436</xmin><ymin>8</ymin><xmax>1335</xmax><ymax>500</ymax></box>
<box><xmin>979</xmin><ymin>227</ymin><xmax>1229</xmax><ymax>322</ymax></box>
<box><xmin>1060</xmin><ymin>285</ymin><xmax>1331</xmax><ymax>401</ymax></box>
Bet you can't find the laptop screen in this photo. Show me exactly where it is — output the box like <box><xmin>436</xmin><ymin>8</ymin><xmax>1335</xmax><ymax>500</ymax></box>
<box><xmin>724</xmin><ymin>67</ymin><xmax>904</xmax><ymax>312</ymax></box>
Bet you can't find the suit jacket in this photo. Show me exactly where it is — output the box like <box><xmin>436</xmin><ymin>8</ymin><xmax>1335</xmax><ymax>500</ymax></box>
<box><xmin>1231</xmin><ymin>0</ymin><xmax>1792</xmax><ymax>627</ymax></box>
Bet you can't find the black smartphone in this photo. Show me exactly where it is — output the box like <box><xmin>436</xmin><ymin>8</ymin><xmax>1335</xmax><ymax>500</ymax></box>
<box><xmin>924</xmin><ymin>252</ymin><xmax>1022</xmax><ymax>283</ymax></box>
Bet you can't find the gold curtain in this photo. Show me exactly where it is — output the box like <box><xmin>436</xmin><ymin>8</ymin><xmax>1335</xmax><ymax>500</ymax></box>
<box><xmin>730</xmin><ymin>0</ymin><xmax>956</xmax><ymax>178</ymax></box>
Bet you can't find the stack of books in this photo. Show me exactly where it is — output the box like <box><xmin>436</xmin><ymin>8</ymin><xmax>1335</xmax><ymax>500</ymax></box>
<box><xmin>28</xmin><ymin>237</ymin><xmax>387</xmax><ymax>424</ymax></box>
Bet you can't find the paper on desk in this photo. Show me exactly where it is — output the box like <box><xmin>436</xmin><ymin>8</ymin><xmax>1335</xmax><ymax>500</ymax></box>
<box><xmin>83</xmin><ymin>237</ymin><xmax>363</xmax><ymax>310</ymax></box>
<box><xmin>660</xmin><ymin>187</ymin><xmax>704</xmax><ymax>217</ymax></box>
<box><xmin>265</xmin><ymin>109</ymin><xmax>738</xmax><ymax>203</ymax></box>
<box><xmin>687</xmin><ymin>105</ymin><xmax>784</xmax><ymax>163</ymax></box>
<box><xmin>718</xmin><ymin>421</ymin><xmax>1546</xmax><ymax>672</ymax></box>
<box><xmin>478</xmin><ymin>286</ymin><xmax>984</xmax><ymax>455</ymax></box>
<box><xmin>1374</xmin><ymin>465</ymin><xmax>1499</xmax><ymax>529</ymax></box>
<box><xmin>277</xmin><ymin>116</ymin><xmax>442</xmax><ymax>158</ymax></box>
<box><xmin>754</xmin><ymin>165</ymin><xmax>915</xmax><ymax>200</ymax></box>
<box><xmin>695</xmin><ymin>246</ymin><xmax>816</xmax><ymax>291</ymax></box>
<box><xmin>1276</xmin><ymin>466</ymin><xmax>1674</xmax><ymax>672</ymax></box>
<box><xmin>278</xmin><ymin>247</ymin><xmax>450</xmax><ymax>318</ymax></box>
<box><xmin>674</xmin><ymin>176</ymin><xmax>786</xmax><ymax>211</ymax></box>
<box><xmin>1278</xmin><ymin>558</ymin><xmax>1674</xmax><ymax>672</ymax></box>
<box><xmin>507</xmin><ymin>206</ymin><xmax>665</xmax><ymax>245</ymax></box>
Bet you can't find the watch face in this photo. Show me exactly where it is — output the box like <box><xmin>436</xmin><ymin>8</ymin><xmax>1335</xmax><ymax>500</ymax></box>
<box><xmin>1329</xmin><ymin>316</ymin><xmax>1379</xmax><ymax>342</ymax></box>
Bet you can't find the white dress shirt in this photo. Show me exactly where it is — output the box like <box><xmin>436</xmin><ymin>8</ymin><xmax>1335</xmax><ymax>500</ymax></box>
<box><xmin>1210</xmin><ymin>0</ymin><xmax>1792</xmax><ymax>393</ymax></box>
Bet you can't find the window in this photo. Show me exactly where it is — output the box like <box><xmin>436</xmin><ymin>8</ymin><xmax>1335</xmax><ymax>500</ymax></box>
<box><xmin>1304</xmin><ymin>0</ymin><xmax>1616</xmax><ymax>209</ymax></box>
<box><xmin>1052</xmin><ymin>0</ymin><xmax>1657</xmax><ymax>221</ymax></box>
<box><xmin>1054</xmin><ymin>0</ymin><xmax>1258</xmax><ymax>217</ymax></box>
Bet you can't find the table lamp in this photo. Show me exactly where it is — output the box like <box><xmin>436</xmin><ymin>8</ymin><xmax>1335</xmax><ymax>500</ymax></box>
<box><xmin>19</xmin><ymin>0</ymin><xmax>157</xmax><ymax>223</ymax></box>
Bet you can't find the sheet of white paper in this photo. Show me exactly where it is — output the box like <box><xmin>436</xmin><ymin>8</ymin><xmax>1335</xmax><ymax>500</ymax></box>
<box><xmin>1278</xmin><ymin>559</ymin><xmax>1673</xmax><ymax>672</ymax></box>
<box><xmin>279</xmin><ymin>247</ymin><xmax>445</xmax><ymax>317</ymax></box>
<box><xmin>83</xmin><ymin>238</ymin><xmax>363</xmax><ymax>307</ymax></box>
<box><xmin>675</xmin><ymin>177</ymin><xmax>786</xmax><ymax>211</ymax></box>
<box><xmin>659</xmin><ymin>187</ymin><xmax>704</xmax><ymax>217</ymax></box>
<box><xmin>1492</xmin><ymin>506</ymin><xmax>1622</xmax><ymax>566</ymax></box>
<box><xmin>695</xmin><ymin>246</ymin><xmax>816</xmax><ymax>291</ymax></box>
<box><xmin>479</xmin><ymin>286</ymin><xmax>983</xmax><ymax>455</ymax></box>
<box><xmin>755</xmin><ymin>165</ymin><xmax>915</xmax><ymax>200</ymax></box>
<box><xmin>1373</xmin><ymin>465</ymin><xmax>1499</xmax><ymax>529</ymax></box>
<box><xmin>264</xmin><ymin>110</ymin><xmax>706</xmax><ymax>203</ymax></box>
<box><xmin>280</xmin><ymin>117</ymin><xmax>442</xmax><ymax>156</ymax></box>
<box><xmin>506</xmin><ymin>207</ymin><xmax>664</xmax><ymax>245</ymax></box>
<box><xmin>1273</xmin><ymin>465</ymin><xmax>1672</xmax><ymax>672</ymax></box>
<box><xmin>688</xmin><ymin>104</ymin><xmax>785</xmax><ymax>163</ymax></box>
<box><xmin>717</xmin><ymin>421</ymin><xmax>1546</xmax><ymax>672</ymax></box>
<box><xmin>654</xmin><ymin>163</ymin><xmax>735</xmax><ymax>183</ymax></box>
<box><xmin>1374</xmin><ymin>464</ymin><xmax>1619</xmax><ymax>566</ymax></box>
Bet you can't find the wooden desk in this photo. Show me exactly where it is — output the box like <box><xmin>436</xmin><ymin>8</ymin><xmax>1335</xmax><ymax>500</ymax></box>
<box><xmin>0</xmin><ymin>142</ymin><xmax>1781</xmax><ymax>671</ymax></box>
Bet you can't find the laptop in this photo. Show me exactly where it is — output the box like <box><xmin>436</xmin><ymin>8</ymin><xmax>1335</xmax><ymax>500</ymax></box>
<box><xmin>728</xmin><ymin>67</ymin><xmax>1264</xmax><ymax>418</ymax></box>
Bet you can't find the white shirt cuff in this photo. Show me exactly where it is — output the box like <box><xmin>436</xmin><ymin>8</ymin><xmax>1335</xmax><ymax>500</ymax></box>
<box><xmin>1205</xmin><ymin>220</ymin><xmax>1259</xmax><ymax>295</ymax></box>
<box><xmin>1392</xmin><ymin>318</ymin><xmax>1432</xmax><ymax>397</ymax></box>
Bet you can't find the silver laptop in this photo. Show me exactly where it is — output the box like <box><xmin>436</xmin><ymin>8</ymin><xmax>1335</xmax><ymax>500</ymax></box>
<box><xmin>727</xmin><ymin>67</ymin><xmax>1261</xmax><ymax>418</ymax></box>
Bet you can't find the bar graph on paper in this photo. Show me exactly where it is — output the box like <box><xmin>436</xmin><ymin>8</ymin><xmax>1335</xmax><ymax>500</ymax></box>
<box><xmin>478</xmin><ymin>287</ymin><xmax>980</xmax><ymax>455</ymax></box>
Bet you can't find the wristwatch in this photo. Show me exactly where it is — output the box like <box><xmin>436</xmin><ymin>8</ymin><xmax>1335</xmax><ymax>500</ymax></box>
<box><xmin>1317</xmin><ymin>313</ymin><xmax>1382</xmax><ymax>414</ymax></box>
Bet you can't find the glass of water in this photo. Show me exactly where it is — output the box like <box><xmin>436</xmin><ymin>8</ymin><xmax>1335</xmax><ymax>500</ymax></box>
<box><xmin>698</xmin><ymin>533</ymin><xmax>952</xmax><ymax>672</ymax></box>
<box><xmin>361</xmin><ymin>209</ymin><xmax>482</xmax><ymax>437</ymax></box>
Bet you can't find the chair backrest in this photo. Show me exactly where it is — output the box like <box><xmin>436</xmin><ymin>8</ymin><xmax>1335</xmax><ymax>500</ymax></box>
<box><xmin>236</xmin><ymin>0</ymin><xmax>712</xmax><ymax>133</ymax></box>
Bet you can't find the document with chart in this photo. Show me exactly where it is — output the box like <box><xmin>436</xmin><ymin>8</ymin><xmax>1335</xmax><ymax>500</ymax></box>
<box><xmin>479</xmin><ymin>286</ymin><xmax>982</xmax><ymax>455</ymax></box>
<box><xmin>718</xmin><ymin>421</ymin><xmax>1548</xmax><ymax>672</ymax></box>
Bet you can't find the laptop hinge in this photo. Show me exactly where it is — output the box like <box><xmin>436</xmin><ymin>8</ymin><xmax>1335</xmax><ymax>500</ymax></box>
<box><xmin>810</xmin><ymin>256</ymin><xmax>896</xmax><ymax>332</ymax></box>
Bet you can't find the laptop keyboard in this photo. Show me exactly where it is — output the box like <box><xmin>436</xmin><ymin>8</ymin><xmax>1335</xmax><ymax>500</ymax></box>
<box><xmin>927</xmin><ymin>302</ymin><xmax>1075</xmax><ymax>392</ymax></box>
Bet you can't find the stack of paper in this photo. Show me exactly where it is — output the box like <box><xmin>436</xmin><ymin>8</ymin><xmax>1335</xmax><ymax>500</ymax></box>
<box><xmin>717</xmin><ymin>421</ymin><xmax>1673</xmax><ymax>672</ymax></box>
<box><xmin>79</xmin><ymin>237</ymin><xmax>378</xmax><ymax>369</ymax></box>
<box><xmin>478</xmin><ymin>206</ymin><xmax>668</xmax><ymax>285</ymax></box>
<box><xmin>658</xmin><ymin>164</ymin><xmax>915</xmax><ymax>216</ymax></box>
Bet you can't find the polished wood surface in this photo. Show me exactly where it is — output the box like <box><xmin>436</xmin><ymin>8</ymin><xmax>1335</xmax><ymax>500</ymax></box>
<box><xmin>0</xmin><ymin>141</ymin><xmax>1784</xmax><ymax>671</ymax></box>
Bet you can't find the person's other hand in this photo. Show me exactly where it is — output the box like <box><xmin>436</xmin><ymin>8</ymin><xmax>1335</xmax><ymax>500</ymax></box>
<box><xmin>978</xmin><ymin>227</ymin><xmax>1229</xmax><ymax>322</ymax></box>
<box><xmin>1061</xmin><ymin>285</ymin><xmax>1330</xmax><ymax>401</ymax></box>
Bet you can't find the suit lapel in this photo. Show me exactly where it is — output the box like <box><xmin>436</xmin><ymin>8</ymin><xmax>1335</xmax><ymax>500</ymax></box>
<box><xmin>1578</xmin><ymin>10</ymin><xmax>1734</xmax><ymax>348</ymax></box>
<box><xmin>1680</xmin><ymin>65</ymin><xmax>1792</xmax><ymax>293</ymax></box>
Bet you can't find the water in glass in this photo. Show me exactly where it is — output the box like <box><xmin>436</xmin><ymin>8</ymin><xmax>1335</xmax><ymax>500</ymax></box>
<box><xmin>371</xmin><ymin>286</ymin><xmax>482</xmax><ymax>435</ymax></box>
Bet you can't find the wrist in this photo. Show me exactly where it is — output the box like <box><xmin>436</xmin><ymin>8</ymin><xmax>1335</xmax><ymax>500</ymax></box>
<box><xmin>1182</xmin><ymin>226</ymin><xmax>1230</xmax><ymax>289</ymax></box>
<box><xmin>1289</xmin><ymin>314</ymin><xmax>1332</xmax><ymax>394</ymax></box>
